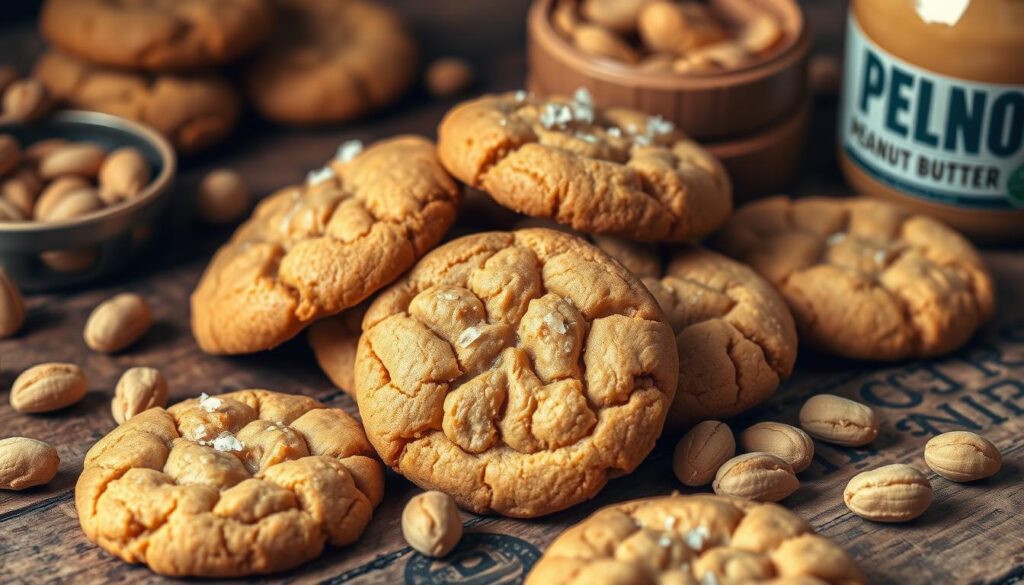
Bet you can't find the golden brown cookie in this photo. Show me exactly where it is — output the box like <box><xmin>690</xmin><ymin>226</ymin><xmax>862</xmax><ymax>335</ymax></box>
<box><xmin>715</xmin><ymin>197</ymin><xmax>995</xmax><ymax>361</ymax></box>
<box><xmin>526</xmin><ymin>494</ymin><xmax>866</xmax><ymax>585</ymax></box>
<box><xmin>40</xmin><ymin>0</ymin><xmax>274</xmax><ymax>71</ymax></box>
<box><xmin>355</xmin><ymin>228</ymin><xmax>679</xmax><ymax>517</ymax></box>
<box><xmin>243</xmin><ymin>0</ymin><xmax>418</xmax><ymax>125</ymax></box>
<box><xmin>308</xmin><ymin>302</ymin><xmax>368</xmax><ymax>395</ymax></box>
<box><xmin>191</xmin><ymin>136</ymin><xmax>460</xmax><ymax>355</ymax></box>
<box><xmin>644</xmin><ymin>247</ymin><xmax>797</xmax><ymax>429</ymax></box>
<box><xmin>437</xmin><ymin>90</ymin><xmax>732</xmax><ymax>242</ymax></box>
<box><xmin>76</xmin><ymin>389</ymin><xmax>384</xmax><ymax>577</ymax></box>
<box><xmin>34</xmin><ymin>51</ymin><xmax>240</xmax><ymax>153</ymax></box>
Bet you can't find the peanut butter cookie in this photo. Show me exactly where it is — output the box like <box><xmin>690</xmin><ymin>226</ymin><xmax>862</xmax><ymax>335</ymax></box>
<box><xmin>526</xmin><ymin>494</ymin><xmax>866</xmax><ymax>584</ymax></box>
<box><xmin>645</xmin><ymin>247</ymin><xmax>797</xmax><ymax>428</ymax></box>
<box><xmin>40</xmin><ymin>0</ymin><xmax>274</xmax><ymax>71</ymax></box>
<box><xmin>35</xmin><ymin>51</ymin><xmax>240</xmax><ymax>153</ymax></box>
<box><xmin>715</xmin><ymin>197</ymin><xmax>995</xmax><ymax>361</ymax></box>
<box><xmin>191</xmin><ymin>136</ymin><xmax>460</xmax><ymax>355</ymax></box>
<box><xmin>308</xmin><ymin>302</ymin><xmax>368</xmax><ymax>395</ymax></box>
<box><xmin>76</xmin><ymin>390</ymin><xmax>384</xmax><ymax>577</ymax></box>
<box><xmin>355</xmin><ymin>228</ymin><xmax>678</xmax><ymax>517</ymax></box>
<box><xmin>243</xmin><ymin>0</ymin><xmax>418</xmax><ymax>125</ymax></box>
<box><xmin>438</xmin><ymin>90</ymin><xmax>732</xmax><ymax>242</ymax></box>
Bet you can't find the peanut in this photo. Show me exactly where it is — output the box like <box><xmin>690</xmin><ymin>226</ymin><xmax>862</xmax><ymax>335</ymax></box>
<box><xmin>41</xmin><ymin>248</ymin><xmax>98</xmax><ymax>273</ymax></box>
<box><xmin>98</xmin><ymin>147</ymin><xmax>151</xmax><ymax>205</ymax></box>
<box><xmin>712</xmin><ymin>452</ymin><xmax>798</xmax><ymax>502</ymax></box>
<box><xmin>799</xmin><ymin>394</ymin><xmax>878</xmax><ymax>447</ymax></box>
<box><xmin>84</xmin><ymin>292</ymin><xmax>152</xmax><ymax>353</ymax></box>
<box><xmin>112</xmin><ymin>367</ymin><xmax>169</xmax><ymax>423</ymax></box>
<box><xmin>2</xmin><ymin>78</ymin><xmax>50</xmax><ymax>122</ymax></box>
<box><xmin>581</xmin><ymin>0</ymin><xmax>649</xmax><ymax>33</ymax></box>
<box><xmin>843</xmin><ymin>464</ymin><xmax>932</xmax><ymax>522</ymax></box>
<box><xmin>37</xmin><ymin>187</ymin><xmax>103</xmax><ymax>222</ymax></box>
<box><xmin>34</xmin><ymin>176</ymin><xmax>90</xmax><ymax>220</ymax></box>
<box><xmin>0</xmin><ymin>66</ymin><xmax>17</xmax><ymax>96</ymax></box>
<box><xmin>38</xmin><ymin>143</ymin><xmax>106</xmax><ymax>180</ymax></box>
<box><xmin>25</xmin><ymin>138</ymin><xmax>69</xmax><ymax>163</ymax></box>
<box><xmin>552</xmin><ymin>0</ymin><xmax>580</xmax><ymax>35</ymax></box>
<box><xmin>0</xmin><ymin>133</ymin><xmax>21</xmax><ymax>178</ymax></box>
<box><xmin>0</xmin><ymin>197</ymin><xmax>25</xmax><ymax>221</ymax></box>
<box><xmin>197</xmin><ymin>169</ymin><xmax>250</xmax><ymax>224</ymax></box>
<box><xmin>573</xmin><ymin>24</ymin><xmax>641</xmax><ymax>64</ymax></box>
<box><xmin>2</xmin><ymin>167</ymin><xmax>42</xmax><ymax>216</ymax></box>
<box><xmin>0</xmin><ymin>268</ymin><xmax>25</xmax><ymax>338</ymax></box>
<box><xmin>10</xmin><ymin>363</ymin><xmax>88</xmax><ymax>413</ymax></box>
<box><xmin>638</xmin><ymin>1</ymin><xmax>727</xmax><ymax>55</ymax></box>
<box><xmin>0</xmin><ymin>437</ymin><xmax>60</xmax><ymax>490</ymax></box>
<box><xmin>739</xmin><ymin>422</ymin><xmax>814</xmax><ymax>473</ymax></box>
<box><xmin>673</xmin><ymin>420</ymin><xmax>735</xmax><ymax>486</ymax></box>
<box><xmin>402</xmin><ymin>491</ymin><xmax>463</xmax><ymax>557</ymax></box>
<box><xmin>924</xmin><ymin>431</ymin><xmax>1001</xmax><ymax>482</ymax></box>
<box><xmin>426</xmin><ymin>58</ymin><xmax>474</xmax><ymax>99</ymax></box>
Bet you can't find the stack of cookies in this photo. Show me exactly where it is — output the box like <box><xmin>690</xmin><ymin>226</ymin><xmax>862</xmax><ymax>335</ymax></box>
<box><xmin>30</xmin><ymin>0</ymin><xmax>419</xmax><ymax>152</ymax></box>
<box><xmin>64</xmin><ymin>86</ymin><xmax>996</xmax><ymax>579</ymax></box>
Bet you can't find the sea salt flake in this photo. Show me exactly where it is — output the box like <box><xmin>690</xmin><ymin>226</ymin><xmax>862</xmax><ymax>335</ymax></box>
<box><xmin>540</xmin><ymin>103</ymin><xmax>573</xmax><ymax>129</ymax></box>
<box><xmin>306</xmin><ymin>166</ymin><xmax>335</xmax><ymax>186</ymax></box>
<box><xmin>570</xmin><ymin>87</ymin><xmax>594</xmax><ymax>123</ymax></box>
<box><xmin>634</xmin><ymin>134</ymin><xmax>652</xmax><ymax>146</ymax></box>
<box><xmin>438</xmin><ymin>290</ymin><xmax>460</xmax><ymax>301</ymax></box>
<box><xmin>658</xmin><ymin>535</ymin><xmax>673</xmax><ymax>547</ymax></box>
<box><xmin>577</xmin><ymin>132</ymin><xmax>599</xmax><ymax>144</ymax></box>
<box><xmin>826</xmin><ymin>232</ymin><xmax>847</xmax><ymax>245</ymax></box>
<box><xmin>210</xmin><ymin>432</ymin><xmax>244</xmax><ymax>453</ymax></box>
<box><xmin>685</xmin><ymin>525</ymin><xmax>711</xmax><ymax>550</ymax></box>
<box><xmin>198</xmin><ymin>393</ymin><xmax>222</xmax><ymax>413</ymax></box>
<box><xmin>334</xmin><ymin>139</ymin><xmax>363</xmax><ymax>162</ymax></box>
<box><xmin>701</xmin><ymin>573</ymin><xmax>719</xmax><ymax>585</ymax></box>
<box><xmin>514</xmin><ymin>90</ymin><xmax>528</xmax><ymax>102</ymax></box>
<box><xmin>192</xmin><ymin>424</ymin><xmax>207</xmax><ymax>441</ymax></box>
<box><xmin>544</xmin><ymin>312</ymin><xmax>569</xmax><ymax>334</ymax></box>
<box><xmin>874</xmin><ymin>249</ymin><xmax>887</xmax><ymax>265</ymax></box>
<box><xmin>664</xmin><ymin>516</ymin><xmax>678</xmax><ymax>531</ymax></box>
<box><xmin>606</xmin><ymin>126</ymin><xmax>622</xmax><ymax>137</ymax></box>
<box><xmin>458</xmin><ymin>326</ymin><xmax>482</xmax><ymax>348</ymax></box>
<box><xmin>647</xmin><ymin>115</ymin><xmax>674</xmax><ymax>135</ymax></box>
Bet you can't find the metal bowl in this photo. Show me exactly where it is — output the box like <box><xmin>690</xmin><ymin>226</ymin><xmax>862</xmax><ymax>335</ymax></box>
<box><xmin>0</xmin><ymin>110</ymin><xmax>176</xmax><ymax>292</ymax></box>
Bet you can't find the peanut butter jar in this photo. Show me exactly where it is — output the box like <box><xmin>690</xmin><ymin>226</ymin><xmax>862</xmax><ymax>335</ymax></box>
<box><xmin>839</xmin><ymin>0</ymin><xmax>1024</xmax><ymax>243</ymax></box>
<box><xmin>527</xmin><ymin>0</ymin><xmax>812</xmax><ymax>198</ymax></box>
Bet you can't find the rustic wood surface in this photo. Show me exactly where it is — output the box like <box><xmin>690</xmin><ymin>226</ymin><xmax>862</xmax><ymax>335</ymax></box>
<box><xmin>0</xmin><ymin>1</ymin><xmax>1022</xmax><ymax>584</ymax></box>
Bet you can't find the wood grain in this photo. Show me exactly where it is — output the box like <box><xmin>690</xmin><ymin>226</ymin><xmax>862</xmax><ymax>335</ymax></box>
<box><xmin>1</xmin><ymin>2</ymin><xmax>1022</xmax><ymax>584</ymax></box>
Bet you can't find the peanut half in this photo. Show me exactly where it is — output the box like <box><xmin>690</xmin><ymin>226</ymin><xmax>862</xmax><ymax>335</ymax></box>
<box><xmin>844</xmin><ymin>464</ymin><xmax>932</xmax><ymax>522</ymax></box>
<box><xmin>402</xmin><ymin>491</ymin><xmax>463</xmax><ymax>557</ymax></box>
<box><xmin>10</xmin><ymin>362</ymin><xmax>88</xmax><ymax>413</ymax></box>
<box><xmin>2</xmin><ymin>78</ymin><xmax>50</xmax><ymax>122</ymax></box>
<box><xmin>84</xmin><ymin>292</ymin><xmax>152</xmax><ymax>353</ymax></box>
<box><xmin>112</xmin><ymin>367</ymin><xmax>169</xmax><ymax>424</ymax></box>
<box><xmin>924</xmin><ymin>431</ymin><xmax>1002</xmax><ymax>482</ymax></box>
<box><xmin>197</xmin><ymin>169</ymin><xmax>250</xmax><ymax>224</ymax></box>
<box><xmin>38</xmin><ymin>143</ymin><xmax>106</xmax><ymax>180</ymax></box>
<box><xmin>739</xmin><ymin>422</ymin><xmax>814</xmax><ymax>473</ymax></box>
<box><xmin>0</xmin><ymin>437</ymin><xmax>60</xmax><ymax>490</ymax></box>
<box><xmin>712</xmin><ymin>452</ymin><xmax>799</xmax><ymax>502</ymax></box>
<box><xmin>799</xmin><ymin>394</ymin><xmax>879</xmax><ymax>447</ymax></box>
<box><xmin>98</xmin><ymin>147</ymin><xmax>151</xmax><ymax>205</ymax></box>
<box><xmin>673</xmin><ymin>420</ymin><xmax>735</xmax><ymax>486</ymax></box>
<box><xmin>0</xmin><ymin>268</ymin><xmax>25</xmax><ymax>338</ymax></box>
<box><xmin>426</xmin><ymin>58</ymin><xmax>474</xmax><ymax>99</ymax></box>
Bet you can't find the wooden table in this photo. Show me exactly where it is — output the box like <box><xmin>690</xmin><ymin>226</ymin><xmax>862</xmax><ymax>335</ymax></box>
<box><xmin>1</xmin><ymin>2</ymin><xmax>1021</xmax><ymax>584</ymax></box>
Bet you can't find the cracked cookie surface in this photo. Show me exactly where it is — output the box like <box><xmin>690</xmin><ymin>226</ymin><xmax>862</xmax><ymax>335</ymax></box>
<box><xmin>355</xmin><ymin>228</ymin><xmax>678</xmax><ymax>517</ymax></box>
<box><xmin>35</xmin><ymin>50</ymin><xmax>240</xmax><ymax>153</ymax></box>
<box><xmin>526</xmin><ymin>494</ymin><xmax>866</xmax><ymax>585</ymax></box>
<box><xmin>41</xmin><ymin>0</ymin><xmax>274</xmax><ymax>71</ymax></box>
<box><xmin>243</xmin><ymin>0</ymin><xmax>418</xmax><ymax>124</ymax></box>
<box><xmin>191</xmin><ymin>136</ymin><xmax>460</xmax><ymax>355</ymax></box>
<box><xmin>715</xmin><ymin>197</ymin><xmax>995</xmax><ymax>361</ymax></box>
<box><xmin>437</xmin><ymin>91</ymin><xmax>732</xmax><ymax>242</ymax></box>
<box><xmin>76</xmin><ymin>390</ymin><xmax>384</xmax><ymax>577</ymax></box>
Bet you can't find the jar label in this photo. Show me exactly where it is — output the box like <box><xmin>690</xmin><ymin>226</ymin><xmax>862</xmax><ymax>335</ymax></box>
<box><xmin>840</xmin><ymin>12</ymin><xmax>1024</xmax><ymax>209</ymax></box>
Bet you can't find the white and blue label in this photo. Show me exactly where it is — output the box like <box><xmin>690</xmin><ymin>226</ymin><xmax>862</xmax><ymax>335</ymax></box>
<box><xmin>840</xmin><ymin>13</ymin><xmax>1024</xmax><ymax>209</ymax></box>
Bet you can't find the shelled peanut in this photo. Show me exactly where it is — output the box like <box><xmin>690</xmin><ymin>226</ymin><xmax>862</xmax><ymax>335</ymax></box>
<box><xmin>553</xmin><ymin>0</ymin><xmax>785</xmax><ymax>73</ymax></box>
<box><xmin>0</xmin><ymin>134</ymin><xmax>151</xmax><ymax>224</ymax></box>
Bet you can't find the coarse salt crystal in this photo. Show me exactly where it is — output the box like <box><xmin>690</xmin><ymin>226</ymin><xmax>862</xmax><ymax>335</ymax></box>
<box><xmin>571</xmin><ymin>87</ymin><xmax>594</xmax><ymax>123</ymax></box>
<box><xmin>658</xmin><ymin>535</ymin><xmax>673</xmax><ymax>547</ymax></box>
<box><xmin>438</xmin><ymin>290</ymin><xmax>460</xmax><ymax>301</ymax></box>
<box><xmin>306</xmin><ymin>166</ymin><xmax>335</xmax><ymax>186</ymax></box>
<box><xmin>686</xmin><ymin>525</ymin><xmax>710</xmax><ymax>550</ymax></box>
<box><xmin>874</xmin><ymin>249</ymin><xmax>887</xmax><ymax>265</ymax></box>
<box><xmin>544</xmin><ymin>312</ymin><xmax>569</xmax><ymax>334</ymax></box>
<box><xmin>577</xmin><ymin>132</ymin><xmax>599</xmax><ymax>144</ymax></box>
<box><xmin>514</xmin><ymin>90</ymin><xmax>528</xmax><ymax>102</ymax></box>
<box><xmin>664</xmin><ymin>516</ymin><xmax>678</xmax><ymax>531</ymax></box>
<box><xmin>540</xmin><ymin>103</ymin><xmax>573</xmax><ymax>129</ymax></box>
<box><xmin>335</xmin><ymin>139</ymin><xmax>363</xmax><ymax>162</ymax></box>
<box><xmin>702</xmin><ymin>573</ymin><xmax>719</xmax><ymax>585</ymax></box>
<box><xmin>458</xmin><ymin>326</ymin><xmax>482</xmax><ymax>348</ymax></box>
<box><xmin>192</xmin><ymin>424</ymin><xmax>206</xmax><ymax>441</ymax></box>
<box><xmin>607</xmin><ymin>126</ymin><xmax>622</xmax><ymax>137</ymax></box>
<box><xmin>826</xmin><ymin>232</ymin><xmax>846</xmax><ymax>245</ymax></box>
<box><xmin>198</xmin><ymin>392</ymin><xmax>222</xmax><ymax>413</ymax></box>
<box><xmin>647</xmin><ymin>115</ymin><xmax>674</xmax><ymax>135</ymax></box>
<box><xmin>210</xmin><ymin>432</ymin><xmax>244</xmax><ymax>453</ymax></box>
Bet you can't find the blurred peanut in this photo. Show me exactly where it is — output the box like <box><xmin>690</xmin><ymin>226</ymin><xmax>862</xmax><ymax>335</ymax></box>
<box><xmin>426</xmin><ymin>58</ymin><xmax>474</xmax><ymax>99</ymax></box>
<box><xmin>84</xmin><ymin>292</ymin><xmax>152</xmax><ymax>353</ymax></box>
<box><xmin>197</xmin><ymin>169</ymin><xmax>250</xmax><ymax>224</ymax></box>
<box><xmin>0</xmin><ymin>268</ymin><xmax>25</xmax><ymax>338</ymax></box>
<box><xmin>39</xmin><ymin>143</ymin><xmax>106</xmax><ymax>180</ymax></box>
<box><xmin>34</xmin><ymin>176</ymin><xmax>89</xmax><ymax>220</ymax></box>
<box><xmin>2</xmin><ymin>78</ymin><xmax>50</xmax><ymax>122</ymax></box>
<box><xmin>574</xmin><ymin>24</ymin><xmax>640</xmax><ymax>63</ymax></box>
<box><xmin>673</xmin><ymin>420</ymin><xmax>735</xmax><ymax>486</ymax></box>
<box><xmin>581</xmin><ymin>0</ymin><xmax>649</xmax><ymax>33</ymax></box>
<box><xmin>98</xmin><ymin>147</ymin><xmax>151</xmax><ymax>205</ymax></box>
<box><xmin>0</xmin><ymin>437</ymin><xmax>59</xmax><ymax>490</ymax></box>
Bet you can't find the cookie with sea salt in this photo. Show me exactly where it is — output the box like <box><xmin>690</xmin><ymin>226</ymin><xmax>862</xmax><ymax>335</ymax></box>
<box><xmin>437</xmin><ymin>90</ymin><xmax>732</xmax><ymax>242</ymax></box>
<box><xmin>526</xmin><ymin>494</ymin><xmax>867</xmax><ymax>584</ymax></box>
<box><xmin>191</xmin><ymin>136</ymin><xmax>460</xmax><ymax>355</ymax></box>
<box><xmin>355</xmin><ymin>228</ymin><xmax>679</xmax><ymax>517</ymax></box>
<box><xmin>714</xmin><ymin>196</ymin><xmax>995</xmax><ymax>361</ymax></box>
<box><xmin>76</xmin><ymin>390</ymin><xmax>384</xmax><ymax>577</ymax></box>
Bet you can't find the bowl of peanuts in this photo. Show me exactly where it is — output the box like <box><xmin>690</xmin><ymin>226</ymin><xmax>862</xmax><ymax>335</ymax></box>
<box><xmin>0</xmin><ymin>110</ymin><xmax>175</xmax><ymax>291</ymax></box>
